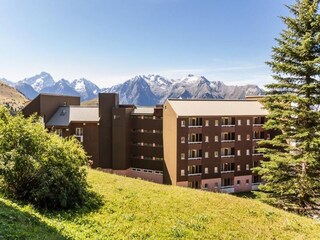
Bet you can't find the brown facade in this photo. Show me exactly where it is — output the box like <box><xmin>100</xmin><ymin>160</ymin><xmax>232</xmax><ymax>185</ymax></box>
<box><xmin>22</xmin><ymin>93</ymin><xmax>270</xmax><ymax>193</ymax></box>
<box><xmin>23</xmin><ymin>94</ymin><xmax>80</xmax><ymax>122</ymax></box>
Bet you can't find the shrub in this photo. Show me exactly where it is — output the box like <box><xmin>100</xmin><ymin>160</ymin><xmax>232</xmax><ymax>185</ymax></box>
<box><xmin>0</xmin><ymin>107</ymin><xmax>102</xmax><ymax>210</ymax></box>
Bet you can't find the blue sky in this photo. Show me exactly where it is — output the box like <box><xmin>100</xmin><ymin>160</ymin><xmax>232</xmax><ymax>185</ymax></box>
<box><xmin>0</xmin><ymin>0</ymin><xmax>294</xmax><ymax>87</ymax></box>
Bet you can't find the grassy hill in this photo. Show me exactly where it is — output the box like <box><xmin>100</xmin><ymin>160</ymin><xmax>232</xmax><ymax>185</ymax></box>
<box><xmin>0</xmin><ymin>169</ymin><xmax>319</xmax><ymax>239</ymax></box>
<box><xmin>81</xmin><ymin>98</ymin><xmax>98</xmax><ymax>106</ymax></box>
<box><xmin>0</xmin><ymin>81</ymin><xmax>28</xmax><ymax>111</ymax></box>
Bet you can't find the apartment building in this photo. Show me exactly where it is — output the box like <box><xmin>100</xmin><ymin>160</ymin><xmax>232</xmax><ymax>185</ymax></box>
<box><xmin>23</xmin><ymin>93</ymin><xmax>270</xmax><ymax>193</ymax></box>
<box><xmin>163</xmin><ymin>99</ymin><xmax>271</xmax><ymax>193</ymax></box>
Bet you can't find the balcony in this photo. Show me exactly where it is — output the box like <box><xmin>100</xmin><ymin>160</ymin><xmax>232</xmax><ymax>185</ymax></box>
<box><xmin>253</xmin><ymin>117</ymin><xmax>266</xmax><ymax>127</ymax></box>
<box><xmin>221</xmin><ymin>170</ymin><xmax>235</xmax><ymax>174</ymax></box>
<box><xmin>221</xmin><ymin>117</ymin><xmax>235</xmax><ymax>127</ymax></box>
<box><xmin>188</xmin><ymin>141</ymin><xmax>202</xmax><ymax>144</ymax></box>
<box><xmin>188</xmin><ymin>157</ymin><xmax>202</xmax><ymax>161</ymax></box>
<box><xmin>220</xmin><ymin>186</ymin><xmax>235</xmax><ymax>193</ymax></box>
<box><xmin>253</xmin><ymin>138</ymin><xmax>264</xmax><ymax>141</ymax></box>
<box><xmin>252</xmin><ymin>182</ymin><xmax>262</xmax><ymax>191</ymax></box>
<box><xmin>221</xmin><ymin>124</ymin><xmax>235</xmax><ymax>127</ymax></box>
<box><xmin>188</xmin><ymin>125</ymin><xmax>202</xmax><ymax>128</ymax></box>
<box><xmin>221</xmin><ymin>140</ymin><xmax>235</xmax><ymax>143</ymax></box>
<box><xmin>188</xmin><ymin>173</ymin><xmax>202</xmax><ymax>176</ymax></box>
<box><xmin>221</xmin><ymin>154</ymin><xmax>235</xmax><ymax>158</ymax></box>
<box><xmin>252</xmin><ymin>153</ymin><xmax>263</xmax><ymax>156</ymax></box>
<box><xmin>75</xmin><ymin>135</ymin><xmax>83</xmax><ymax>142</ymax></box>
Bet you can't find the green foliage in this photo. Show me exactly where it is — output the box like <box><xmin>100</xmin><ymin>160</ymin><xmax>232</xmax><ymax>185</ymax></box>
<box><xmin>1</xmin><ymin>170</ymin><xmax>320</xmax><ymax>239</ymax></box>
<box><xmin>255</xmin><ymin>0</ymin><xmax>320</xmax><ymax>211</ymax></box>
<box><xmin>0</xmin><ymin>107</ymin><xmax>102</xmax><ymax>210</ymax></box>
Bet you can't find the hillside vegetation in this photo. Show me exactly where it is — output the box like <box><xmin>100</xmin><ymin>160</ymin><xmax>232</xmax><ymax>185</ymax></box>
<box><xmin>81</xmin><ymin>98</ymin><xmax>98</xmax><ymax>106</ymax></box>
<box><xmin>0</xmin><ymin>81</ymin><xmax>28</xmax><ymax>111</ymax></box>
<box><xmin>0</xmin><ymin>169</ymin><xmax>319</xmax><ymax>239</ymax></box>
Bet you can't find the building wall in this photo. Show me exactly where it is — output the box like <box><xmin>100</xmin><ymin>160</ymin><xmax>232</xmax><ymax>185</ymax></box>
<box><xmin>23</xmin><ymin>94</ymin><xmax>80</xmax><ymax>123</ymax></box>
<box><xmin>130</xmin><ymin>113</ymin><xmax>164</xmax><ymax>172</ymax></box>
<box><xmin>172</xmin><ymin>115</ymin><xmax>268</xmax><ymax>192</ymax></box>
<box><xmin>53</xmin><ymin>122</ymin><xmax>100</xmax><ymax>168</ymax></box>
<box><xmin>112</xmin><ymin>107</ymin><xmax>134</xmax><ymax>170</ymax></box>
<box><xmin>163</xmin><ymin>101</ymin><xmax>178</xmax><ymax>185</ymax></box>
<box><xmin>98</xmin><ymin>93</ymin><xmax>118</xmax><ymax>168</ymax></box>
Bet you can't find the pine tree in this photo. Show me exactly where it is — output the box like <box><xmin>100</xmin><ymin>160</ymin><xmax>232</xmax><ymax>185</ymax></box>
<box><xmin>255</xmin><ymin>0</ymin><xmax>320</xmax><ymax>212</ymax></box>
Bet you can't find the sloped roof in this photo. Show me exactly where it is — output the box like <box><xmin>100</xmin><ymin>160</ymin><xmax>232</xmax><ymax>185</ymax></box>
<box><xmin>166</xmin><ymin>99</ymin><xmax>268</xmax><ymax>116</ymax></box>
<box><xmin>46</xmin><ymin>106</ymin><xmax>99</xmax><ymax>127</ymax></box>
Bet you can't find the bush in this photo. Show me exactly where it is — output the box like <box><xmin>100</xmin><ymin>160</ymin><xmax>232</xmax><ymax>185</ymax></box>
<box><xmin>0</xmin><ymin>107</ymin><xmax>102</xmax><ymax>210</ymax></box>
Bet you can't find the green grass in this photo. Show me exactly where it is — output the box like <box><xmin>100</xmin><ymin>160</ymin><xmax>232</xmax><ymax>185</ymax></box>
<box><xmin>0</xmin><ymin>169</ymin><xmax>319</xmax><ymax>239</ymax></box>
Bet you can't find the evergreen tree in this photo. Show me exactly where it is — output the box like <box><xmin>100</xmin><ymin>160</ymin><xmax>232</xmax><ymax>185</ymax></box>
<box><xmin>255</xmin><ymin>0</ymin><xmax>320</xmax><ymax>212</ymax></box>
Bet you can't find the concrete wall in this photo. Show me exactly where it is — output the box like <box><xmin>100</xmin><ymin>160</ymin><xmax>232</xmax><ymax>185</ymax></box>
<box><xmin>163</xmin><ymin>101</ymin><xmax>178</xmax><ymax>185</ymax></box>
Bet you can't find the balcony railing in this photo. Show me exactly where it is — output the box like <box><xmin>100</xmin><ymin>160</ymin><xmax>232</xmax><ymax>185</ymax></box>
<box><xmin>221</xmin><ymin>170</ymin><xmax>235</xmax><ymax>173</ymax></box>
<box><xmin>253</xmin><ymin>124</ymin><xmax>264</xmax><ymax>127</ymax></box>
<box><xmin>252</xmin><ymin>182</ymin><xmax>262</xmax><ymax>186</ymax></box>
<box><xmin>220</xmin><ymin>185</ymin><xmax>234</xmax><ymax>189</ymax></box>
<box><xmin>221</xmin><ymin>124</ymin><xmax>235</xmax><ymax>127</ymax></box>
<box><xmin>253</xmin><ymin>138</ymin><xmax>264</xmax><ymax>141</ymax></box>
<box><xmin>188</xmin><ymin>157</ymin><xmax>202</xmax><ymax>160</ymax></box>
<box><xmin>188</xmin><ymin>173</ymin><xmax>202</xmax><ymax>176</ymax></box>
<box><xmin>252</xmin><ymin>153</ymin><xmax>263</xmax><ymax>156</ymax></box>
<box><xmin>188</xmin><ymin>125</ymin><xmax>202</xmax><ymax>128</ymax></box>
<box><xmin>188</xmin><ymin>141</ymin><xmax>202</xmax><ymax>144</ymax></box>
<box><xmin>75</xmin><ymin>135</ymin><xmax>83</xmax><ymax>142</ymax></box>
<box><xmin>221</xmin><ymin>140</ymin><xmax>235</xmax><ymax>143</ymax></box>
<box><xmin>221</xmin><ymin>155</ymin><xmax>235</xmax><ymax>158</ymax></box>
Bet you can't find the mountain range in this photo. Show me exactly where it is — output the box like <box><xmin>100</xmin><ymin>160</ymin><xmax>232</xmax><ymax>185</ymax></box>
<box><xmin>2</xmin><ymin>72</ymin><xmax>264</xmax><ymax>106</ymax></box>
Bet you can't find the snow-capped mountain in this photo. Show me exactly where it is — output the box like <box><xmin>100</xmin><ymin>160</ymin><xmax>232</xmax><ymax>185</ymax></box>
<box><xmin>102</xmin><ymin>74</ymin><xmax>264</xmax><ymax>105</ymax></box>
<box><xmin>167</xmin><ymin>75</ymin><xmax>222</xmax><ymax>101</ymax></box>
<box><xmin>103</xmin><ymin>75</ymin><xmax>159</xmax><ymax>105</ymax></box>
<box><xmin>15</xmin><ymin>82</ymin><xmax>39</xmax><ymax>100</ymax></box>
<box><xmin>71</xmin><ymin>78</ymin><xmax>100</xmax><ymax>101</ymax></box>
<box><xmin>41</xmin><ymin>79</ymin><xmax>80</xmax><ymax>97</ymax></box>
<box><xmin>1</xmin><ymin>72</ymin><xmax>264</xmax><ymax>105</ymax></box>
<box><xmin>21</xmin><ymin>72</ymin><xmax>55</xmax><ymax>92</ymax></box>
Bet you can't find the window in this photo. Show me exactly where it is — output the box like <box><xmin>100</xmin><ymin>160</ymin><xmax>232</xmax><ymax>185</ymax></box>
<box><xmin>205</xmin><ymin>136</ymin><xmax>209</xmax><ymax>142</ymax></box>
<box><xmin>246</xmin><ymin>149</ymin><xmax>250</xmax><ymax>155</ymax></box>
<box><xmin>246</xmin><ymin>179</ymin><xmax>250</xmax><ymax>185</ymax></box>
<box><xmin>214</xmin><ymin>151</ymin><xmax>219</xmax><ymax>157</ymax></box>
<box><xmin>181</xmin><ymin>153</ymin><xmax>185</xmax><ymax>160</ymax></box>
<box><xmin>204</xmin><ymin>183</ymin><xmax>209</xmax><ymax>189</ymax></box>
<box><xmin>214</xmin><ymin>182</ymin><xmax>218</xmax><ymax>188</ymax></box>
<box><xmin>214</xmin><ymin>167</ymin><xmax>218</xmax><ymax>173</ymax></box>
<box><xmin>214</xmin><ymin>136</ymin><xmax>219</xmax><ymax>142</ymax></box>
<box><xmin>181</xmin><ymin>120</ymin><xmax>185</xmax><ymax>127</ymax></box>
<box><xmin>237</xmin><ymin>165</ymin><xmax>241</xmax><ymax>171</ymax></box>
<box><xmin>267</xmin><ymin>133</ymin><xmax>271</xmax><ymax>139</ymax></box>
<box><xmin>246</xmin><ymin>134</ymin><xmax>251</xmax><ymax>140</ymax></box>
<box><xmin>205</xmin><ymin>152</ymin><xmax>209</xmax><ymax>158</ymax></box>
<box><xmin>247</xmin><ymin>119</ymin><xmax>251</xmax><ymax>125</ymax></box>
<box><xmin>237</xmin><ymin>150</ymin><xmax>241</xmax><ymax>156</ymax></box>
<box><xmin>113</xmin><ymin>115</ymin><xmax>120</xmax><ymax>120</ymax></box>
<box><xmin>205</xmin><ymin>167</ymin><xmax>208</xmax><ymax>174</ymax></box>
<box><xmin>75</xmin><ymin>128</ymin><xmax>83</xmax><ymax>136</ymax></box>
<box><xmin>181</xmin><ymin>137</ymin><xmax>185</xmax><ymax>143</ymax></box>
<box><xmin>215</xmin><ymin>120</ymin><xmax>219</xmax><ymax>126</ymax></box>
<box><xmin>237</xmin><ymin>134</ymin><xmax>241</xmax><ymax>141</ymax></box>
<box><xmin>237</xmin><ymin>119</ymin><xmax>241</xmax><ymax>126</ymax></box>
<box><xmin>205</xmin><ymin>120</ymin><xmax>209</xmax><ymax>126</ymax></box>
<box><xmin>181</xmin><ymin>169</ymin><xmax>185</xmax><ymax>176</ymax></box>
<box><xmin>246</xmin><ymin>164</ymin><xmax>250</xmax><ymax>170</ymax></box>
<box><xmin>237</xmin><ymin>180</ymin><xmax>241</xmax><ymax>185</ymax></box>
